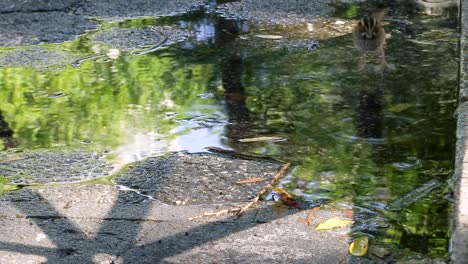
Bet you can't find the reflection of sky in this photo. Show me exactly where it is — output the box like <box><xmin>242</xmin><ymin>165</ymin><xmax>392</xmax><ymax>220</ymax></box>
<box><xmin>175</xmin><ymin>126</ymin><xmax>225</xmax><ymax>153</ymax></box>
<box><xmin>179</xmin><ymin>18</ymin><xmax>250</xmax><ymax>46</ymax></box>
<box><xmin>112</xmin><ymin>131</ymin><xmax>173</xmax><ymax>171</ymax></box>
<box><xmin>112</xmin><ymin>102</ymin><xmax>228</xmax><ymax>168</ymax></box>
<box><xmin>179</xmin><ymin>19</ymin><xmax>216</xmax><ymax>44</ymax></box>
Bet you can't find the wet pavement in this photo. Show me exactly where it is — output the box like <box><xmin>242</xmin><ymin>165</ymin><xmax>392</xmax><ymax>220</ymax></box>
<box><xmin>0</xmin><ymin>0</ymin><xmax>464</xmax><ymax>263</ymax></box>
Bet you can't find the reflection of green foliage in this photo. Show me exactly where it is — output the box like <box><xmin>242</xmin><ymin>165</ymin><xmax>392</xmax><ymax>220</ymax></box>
<box><xmin>0</xmin><ymin>9</ymin><xmax>458</xmax><ymax>258</ymax></box>
<box><xmin>0</xmin><ymin>50</ymin><xmax>215</xmax><ymax>149</ymax></box>
<box><xmin>236</xmin><ymin>20</ymin><xmax>456</xmax><ymax>257</ymax></box>
<box><xmin>330</xmin><ymin>2</ymin><xmax>360</xmax><ymax>18</ymax></box>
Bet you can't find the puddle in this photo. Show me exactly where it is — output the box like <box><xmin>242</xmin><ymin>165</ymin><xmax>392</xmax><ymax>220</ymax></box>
<box><xmin>0</xmin><ymin>1</ymin><xmax>459</xmax><ymax>259</ymax></box>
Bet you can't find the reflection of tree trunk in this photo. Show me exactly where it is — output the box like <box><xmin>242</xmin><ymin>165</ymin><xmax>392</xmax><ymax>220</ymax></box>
<box><xmin>0</xmin><ymin>112</ymin><xmax>12</xmax><ymax>137</ymax></box>
<box><xmin>0</xmin><ymin>112</ymin><xmax>16</xmax><ymax>149</ymax></box>
<box><xmin>215</xmin><ymin>16</ymin><xmax>254</xmax><ymax>148</ymax></box>
<box><xmin>355</xmin><ymin>88</ymin><xmax>384</xmax><ymax>139</ymax></box>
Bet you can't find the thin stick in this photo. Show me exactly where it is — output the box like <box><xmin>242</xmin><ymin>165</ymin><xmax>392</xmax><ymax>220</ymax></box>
<box><xmin>188</xmin><ymin>208</ymin><xmax>240</xmax><ymax>221</ymax></box>
<box><xmin>235</xmin><ymin>184</ymin><xmax>272</xmax><ymax>216</ymax></box>
<box><xmin>189</xmin><ymin>162</ymin><xmax>291</xmax><ymax>220</ymax></box>
<box><xmin>236</xmin><ymin>162</ymin><xmax>290</xmax><ymax>216</ymax></box>
<box><xmin>271</xmin><ymin>162</ymin><xmax>290</xmax><ymax>184</ymax></box>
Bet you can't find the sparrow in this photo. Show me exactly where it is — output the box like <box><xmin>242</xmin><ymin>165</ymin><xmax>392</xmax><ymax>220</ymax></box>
<box><xmin>352</xmin><ymin>10</ymin><xmax>388</xmax><ymax>72</ymax></box>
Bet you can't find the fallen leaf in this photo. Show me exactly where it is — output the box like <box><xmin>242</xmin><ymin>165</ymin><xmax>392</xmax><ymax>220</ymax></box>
<box><xmin>299</xmin><ymin>205</ymin><xmax>322</xmax><ymax>225</ymax></box>
<box><xmin>238</xmin><ymin>136</ymin><xmax>285</xmax><ymax>143</ymax></box>
<box><xmin>349</xmin><ymin>236</ymin><xmax>369</xmax><ymax>256</ymax></box>
<box><xmin>255</xmin><ymin>34</ymin><xmax>283</xmax><ymax>40</ymax></box>
<box><xmin>273</xmin><ymin>187</ymin><xmax>300</xmax><ymax>208</ymax></box>
<box><xmin>273</xmin><ymin>187</ymin><xmax>293</xmax><ymax>198</ymax></box>
<box><xmin>342</xmin><ymin>209</ymin><xmax>354</xmax><ymax>219</ymax></box>
<box><xmin>315</xmin><ymin>218</ymin><xmax>354</xmax><ymax>230</ymax></box>
<box><xmin>279</xmin><ymin>194</ymin><xmax>301</xmax><ymax>208</ymax></box>
<box><xmin>237</xmin><ymin>177</ymin><xmax>268</xmax><ymax>184</ymax></box>
<box><xmin>306</xmin><ymin>206</ymin><xmax>322</xmax><ymax>224</ymax></box>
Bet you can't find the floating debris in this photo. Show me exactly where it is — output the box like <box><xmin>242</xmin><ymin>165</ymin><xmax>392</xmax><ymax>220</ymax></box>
<box><xmin>239</xmin><ymin>136</ymin><xmax>286</xmax><ymax>143</ymax></box>
<box><xmin>388</xmin><ymin>103</ymin><xmax>413</xmax><ymax>113</ymax></box>
<box><xmin>71</xmin><ymin>54</ymin><xmax>105</xmax><ymax>68</ymax></box>
<box><xmin>255</xmin><ymin>34</ymin><xmax>283</xmax><ymax>40</ymax></box>
<box><xmin>386</xmin><ymin>179</ymin><xmax>443</xmax><ymax>211</ymax></box>
<box><xmin>133</xmin><ymin>36</ymin><xmax>168</xmax><ymax>55</ymax></box>
<box><xmin>49</xmin><ymin>91</ymin><xmax>66</xmax><ymax>98</ymax></box>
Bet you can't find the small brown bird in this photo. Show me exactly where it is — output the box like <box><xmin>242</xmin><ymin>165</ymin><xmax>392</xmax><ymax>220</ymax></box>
<box><xmin>353</xmin><ymin>10</ymin><xmax>388</xmax><ymax>72</ymax></box>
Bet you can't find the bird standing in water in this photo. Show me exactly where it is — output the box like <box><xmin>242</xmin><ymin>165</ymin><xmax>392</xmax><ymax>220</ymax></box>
<box><xmin>352</xmin><ymin>10</ymin><xmax>388</xmax><ymax>72</ymax></box>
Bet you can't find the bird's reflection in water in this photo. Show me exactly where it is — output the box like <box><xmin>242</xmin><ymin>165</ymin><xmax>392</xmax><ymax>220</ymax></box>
<box><xmin>355</xmin><ymin>87</ymin><xmax>384</xmax><ymax>140</ymax></box>
<box><xmin>352</xmin><ymin>9</ymin><xmax>388</xmax><ymax>73</ymax></box>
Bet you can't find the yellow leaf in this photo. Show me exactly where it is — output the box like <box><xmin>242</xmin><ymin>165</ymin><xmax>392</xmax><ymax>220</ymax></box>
<box><xmin>315</xmin><ymin>218</ymin><xmax>354</xmax><ymax>230</ymax></box>
<box><xmin>273</xmin><ymin>187</ymin><xmax>293</xmax><ymax>198</ymax></box>
<box><xmin>349</xmin><ymin>236</ymin><xmax>369</xmax><ymax>256</ymax></box>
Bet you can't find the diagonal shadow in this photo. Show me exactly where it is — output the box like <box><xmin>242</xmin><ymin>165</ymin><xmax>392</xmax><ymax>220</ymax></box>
<box><xmin>118</xmin><ymin>208</ymin><xmax>304</xmax><ymax>263</ymax></box>
<box><xmin>0</xmin><ymin>184</ymin><xmax>305</xmax><ymax>263</ymax></box>
<box><xmin>0</xmin><ymin>187</ymin><xmax>154</xmax><ymax>262</ymax></box>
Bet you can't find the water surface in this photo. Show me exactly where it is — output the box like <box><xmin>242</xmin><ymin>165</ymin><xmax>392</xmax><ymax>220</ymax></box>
<box><xmin>0</xmin><ymin>2</ymin><xmax>459</xmax><ymax>258</ymax></box>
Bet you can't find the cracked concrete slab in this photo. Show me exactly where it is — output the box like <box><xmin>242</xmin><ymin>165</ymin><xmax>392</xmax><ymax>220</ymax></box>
<box><xmin>92</xmin><ymin>25</ymin><xmax>192</xmax><ymax>51</ymax></box>
<box><xmin>216</xmin><ymin>0</ymin><xmax>340</xmax><ymax>26</ymax></box>
<box><xmin>115</xmin><ymin>153</ymin><xmax>281</xmax><ymax>206</ymax></box>
<box><xmin>0</xmin><ymin>0</ymin><xmax>81</xmax><ymax>13</ymax></box>
<box><xmin>0</xmin><ymin>149</ymin><xmax>113</xmax><ymax>184</ymax></box>
<box><xmin>0</xmin><ymin>46</ymin><xmax>82</xmax><ymax>68</ymax></box>
<box><xmin>72</xmin><ymin>0</ymin><xmax>207</xmax><ymax>22</ymax></box>
<box><xmin>0</xmin><ymin>11</ymin><xmax>98</xmax><ymax>47</ymax></box>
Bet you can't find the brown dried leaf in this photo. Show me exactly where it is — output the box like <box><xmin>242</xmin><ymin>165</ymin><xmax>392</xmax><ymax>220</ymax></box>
<box><xmin>299</xmin><ymin>205</ymin><xmax>322</xmax><ymax>225</ymax></box>
<box><xmin>342</xmin><ymin>209</ymin><xmax>354</xmax><ymax>219</ymax></box>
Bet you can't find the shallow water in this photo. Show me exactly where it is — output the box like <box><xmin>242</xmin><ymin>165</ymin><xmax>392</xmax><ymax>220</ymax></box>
<box><xmin>0</xmin><ymin>1</ymin><xmax>459</xmax><ymax>258</ymax></box>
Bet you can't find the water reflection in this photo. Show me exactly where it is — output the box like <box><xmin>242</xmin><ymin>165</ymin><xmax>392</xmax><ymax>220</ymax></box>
<box><xmin>216</xmin><ymin>16</ymin><xmax>256</xmax><ymax>150</ymax></box>
<box><xmin>0</xmin><ymin>112</ymin><xmax>16</xmax><ymax>149</ymax></box>
<box><xmin>0</xmin><ymin>1</ymin><xmax>459</xmax><ymax>258</ymax></box>
<box><xmin>355</xmin><ymin>86</ymin><xmax>384</xmax><ymax>139</ymax></box>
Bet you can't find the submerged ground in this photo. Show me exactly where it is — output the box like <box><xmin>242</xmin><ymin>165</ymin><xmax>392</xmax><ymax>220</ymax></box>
<box><xmin>0</xmin><ymin>0</ymin><xmax>463</xmax><ymax>263</ymax></box>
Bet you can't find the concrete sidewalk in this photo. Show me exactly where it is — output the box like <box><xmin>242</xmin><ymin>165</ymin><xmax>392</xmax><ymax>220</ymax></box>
<box><xmin>0</xmin><ymin>152</ymin><xmax>357</xmax><ymax>264</ymax></box>
<box><xmin>0</xmin><ymin>184</ymin><xmax>354</xmax><ymax>264</ymax></box>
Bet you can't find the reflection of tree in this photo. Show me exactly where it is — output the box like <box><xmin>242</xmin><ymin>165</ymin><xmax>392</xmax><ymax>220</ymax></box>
<box><xmin>0</xmin><ymin>53</ymin><xmax>215</xmax><ymax>149</ymax></box>
<box><xmin>0</xmin><ymin>112</ymin><xmax>12</xmax><ymax>138</ymax></box>
<box><xmin>0</xmin><ymin>111</ymin><xmax>16</xmax><ymax>150</ymax></box>
<box><xmin>232</xmin><ymin>7</ymin><xmax>456</xmax><ymax>254</ymax></box>
<box><xmin>215</xmin><ymin>16</ymin><xmax>255</xmax><ymax>149</ymax></box>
